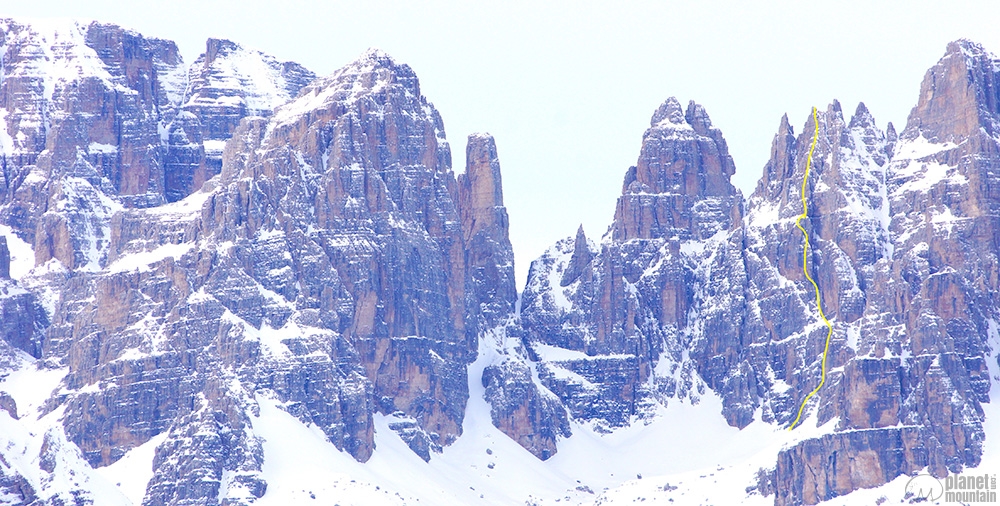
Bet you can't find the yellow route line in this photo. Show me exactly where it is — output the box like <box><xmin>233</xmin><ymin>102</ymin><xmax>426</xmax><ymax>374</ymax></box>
<box><xmin>787</xmin><ymin>107</ymin><xmax>832</xmax><ymax>431</ymax></box>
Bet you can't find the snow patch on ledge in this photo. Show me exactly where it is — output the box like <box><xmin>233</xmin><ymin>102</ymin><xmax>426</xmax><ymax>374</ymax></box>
<box><xmin>106</xmin><ymin>242</ymin><xmax>194</xmax><ymax>274</ymax></box>
<box><xmin>0</xmin><ymin>225</ymin><xmax>35</xmax><ymax>280</ymax></box>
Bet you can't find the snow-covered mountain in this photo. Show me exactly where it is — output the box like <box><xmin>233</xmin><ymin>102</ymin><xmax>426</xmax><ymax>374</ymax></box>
<box><xmin>1</xmin><ymin>18</ymin><xmax>1000</xmax><ymax>506</ymax></box>
<box><xmin>519</xmin><ymin>39</ymin><xmax>1000</xmax><ymax>505</ymax></box>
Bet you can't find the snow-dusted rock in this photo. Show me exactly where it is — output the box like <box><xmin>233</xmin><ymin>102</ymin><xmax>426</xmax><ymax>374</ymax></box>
<box><xmin>4</xmin><ymin>17</ymin><xmax>1000</xmax><ymax>505</ymax></box>
<box><xmin>520</xmin><ymin>97</ymin><xmax>746</xmax><ymax>434</ymax></box>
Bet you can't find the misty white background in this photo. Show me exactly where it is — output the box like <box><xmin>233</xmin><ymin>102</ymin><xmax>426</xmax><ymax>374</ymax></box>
<box><xmin>6</xmin><ymin>0</ymin><xmax>1000</xmax><ymax>288</ymax></box>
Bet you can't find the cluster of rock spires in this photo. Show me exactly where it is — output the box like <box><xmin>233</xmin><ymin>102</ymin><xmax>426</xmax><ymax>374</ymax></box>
<box><xmin>0</xmin><ymin>18</ymin><xmax>997</xmax><ymax>506</ymax></box>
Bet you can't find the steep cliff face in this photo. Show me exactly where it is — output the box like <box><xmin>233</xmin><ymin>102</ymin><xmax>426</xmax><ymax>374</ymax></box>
<box><xmin>0</xmin><ymin>18</ymin><xmax>316</xmax><ymax>288</ymax></box>
<box><xmin>0</xmin><ymin>18</ymin><xmax>178</xmax><ymax>284</ymax></box>
<box><xmin>517</xmin><ymin>40</ymin><xmax>1000</xmax><ymax>505</ymax></box>
<box><xmin>454</xmin><ymin>133</ymin><xmax>571</xmax><ymax>460</ymax></box>
<box><xmin>739</xmin><ymin>100</ymin><xmax>894</xmax><ymax>430</ymax></box>
<box><xmin>2</xmin><ymin>17</ymin><xmax>1000</xmax><ymax>506</ymax></box>
<box><xmin>165</xmin><ymin>38</ymin><xmax>315</xmax><ymax>201</ymax></box>
<box><xmin>520</xmin><ymin>97</ymin><xmax>747</xmax><ymax>429</ymax></box>
<box><xmin>744</xmin><ymin>102</ymin><xmax>907</xmax><ymax>505</ymax></box>
<box><xmin>458</xmin><ymin>133</ymin><xmax>517</xmax><ymax>330</ymax></box>
<box><xmin>0</xmin><ymin>30</ymin><xmax>521</xmax><ymax>502</ymax></box>
<box><xmin>770</xmin><ymin>39</ymin><xmax>1000</xmax><ymax>505</ymax></box>
<box><xmin>0</xmin><ymin>24</ymin><xmax>320</xmax><ymax>501</ymax></box>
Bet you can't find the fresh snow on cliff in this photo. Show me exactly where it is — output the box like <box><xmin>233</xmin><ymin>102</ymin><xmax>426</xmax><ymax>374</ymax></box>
<box><xmin>0</xmin><ymin>354</ymin><xmax>131</xmax><ymax>505</ymax></box>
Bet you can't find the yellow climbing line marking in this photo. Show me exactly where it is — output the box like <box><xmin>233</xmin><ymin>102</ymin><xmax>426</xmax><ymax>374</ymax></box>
<box><xmin>787</xmin><ymin>107</ymin><xmax>833</xmax><ymax>431</ymax></box>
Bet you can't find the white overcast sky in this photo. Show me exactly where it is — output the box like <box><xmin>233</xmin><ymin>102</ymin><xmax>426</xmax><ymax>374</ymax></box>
<box><xmin>7</xmin><ymin>0</ymin><xmax>1000</xmax><ymax>288</ymax></box>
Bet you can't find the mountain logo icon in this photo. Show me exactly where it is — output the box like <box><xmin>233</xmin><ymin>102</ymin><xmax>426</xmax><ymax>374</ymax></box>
<box><xmin>904</xmin><ymin>474</ymin><xmax>944</xmax><ymax>501</ymax></box>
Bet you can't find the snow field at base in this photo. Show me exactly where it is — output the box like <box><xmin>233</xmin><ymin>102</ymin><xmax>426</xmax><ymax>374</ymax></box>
<box><xmin>251</xmin><ymin>333</ymin><xmax>589</xmax><ymax>506</ymax></box>
<box><xmin>0</xmin><ymin>356</ymin><xmax>131</xmax><ymax>505</ymax></box>
<box><xmin>579</xmin><ymin>400</ymin><xmax>841</xmax><ymax>505</ymax></box>
<box><xmin>241</xmin><ymin>317</ymin><xmax>1000</xmax><ymax>506</ymax></box>
<box><xmin>245</xmin><ymin>331</ymin><xmax>847</xmax><ymax>506</ymax></box>
<box><xmin>0</xmin><ymin>264</ymin><xmax>994</xmax><ymax>505</ymax></box>
<box><xmin>730</xmin><ymin>319</ymin><xmax>1000</xmax><ymax>506</ymax></box>
<box><xmin>0</xmin><ymin>224</ymin><xmax>36</xmax><ymax>280</ymax></box>
<box><xmin>593</xmin><ymin>315</ymin><xmax>1000</xmax><ymax>505</ymax></box>
<box><xmin>93</xmin><ymin>432</ymin><xmax>169</xmax><ymax>505</ymax></box>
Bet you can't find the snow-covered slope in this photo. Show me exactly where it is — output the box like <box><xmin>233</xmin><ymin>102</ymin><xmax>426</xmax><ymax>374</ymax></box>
<box><xmin>3</xmin><ymin>18</ymin><xmax>1000</xmax><ymax>506</ymax></box>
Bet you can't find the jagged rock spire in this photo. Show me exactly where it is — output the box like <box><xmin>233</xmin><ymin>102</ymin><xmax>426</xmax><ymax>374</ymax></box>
<box><xmin>903</xmin><ymin>39</ymin><xmax>1000</xmax><ymax>141</ymax></box>
<box><xmin>612</xmin><ymin>97</ymin><xmax>741</xmax><ymax>241</ymax></box>
<box><xmin>459</xmin><ymin>132</ymin><xmax>517</xmax><ymax>329</ymax></box>
<box><xmin>459</xmin><ymin>133</ymin><xmax>506</xmax><ymax>242</ymax></box>
<box><xmin>560</xmin><ymin>225</ymin><xmax>592</xmax><ymax>287</ymax></box>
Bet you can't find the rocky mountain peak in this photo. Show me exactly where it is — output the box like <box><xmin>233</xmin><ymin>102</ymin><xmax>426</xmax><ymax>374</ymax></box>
<box><xmin>846</xmin><ymin>101</ymin><xmax>890</xmax><ymax>165</ymax></box>
<box><xmin>458</xmin><ymin>132</ymin><xmax>517</xmax><ymax>331</ymax></box>
<box><xmin>948</xmin><ymin>37</ymin><xmax>989</xmax><ymax>58</ymax></box>
<box><xmin>559</xmin><ymin>225</ymin><xmax>592</xmax><ymax>287</ymax></box>
<box><xmin>264</xmin><ymin>48</ymin><xmax>451</xmax><ymax>210</ymax></box>
<box><xmin>459</xmin><ymin>133</ymin><xmax>505</xmax><ymax>242</ymax></box>
<box><xmin>268</xmin><ymin>47</ymin><xmax>430</xmax><ymax>138</ymax></box>
<box><xmin>203</xmin><ymin>37</ymin><xmax>240</xmax><ymax>62</ymax></box>
<box><xmin>358</xmin><ymin>46</ymin><xmax>395</xmax><ymax>63</ymax></box>
<box><xmin>612</xmin><ymin>98</ymin><xmax>740</xmax><ymax>240</ymax></box>
<box><xmin>165</xmin><ymin>36</ymin><xmax>315</xmax><ymax>200</ymax></box>
<box><xmin>777</xmin><ymin>112</ymin><xmax>792</xmax><ymax>135</ymax></box>
<box><xmin>758</xmin><ymin>112</ymin><xmax>798</xmax><ymax>192</ymax></box>
<box><xmin>634</xmin><ymin>97</ymin><xmax>735</xmax><ymax>193</ymax></box>
<box><xmin>829</xmin><ymin>97</ymin><xmax>844</xmax><ymax>115</ymax></box>
<box><xmin>649</xmin><ymin>96</ymin><xmax>687</xmax><ymax>128</ymax></box>
<box><xmin>328</xmin><ymin>47</ymin><xmax>419</xmax><ymax>99</ymax></box>
<box><xmin>185</xmin><ymin>37</ymin><xmax>316</xmax><ymax>120</ymax></box>
<box><xmin>684</xmin><ymin>99</ymin><xmax>714</xmax><ymax>134</ymax></box>
<box><xmin>903</xmin><ymin>38</ymin><xmax>1000</xmax><ymax>142</ymax></box>
<box><xmin>848</xmin><ymin>101</ymin><xmax>874</xmax><ymax>129</ymax></box>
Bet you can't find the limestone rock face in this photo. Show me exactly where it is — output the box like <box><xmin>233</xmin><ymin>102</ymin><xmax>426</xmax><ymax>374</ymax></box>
<box><xmin>0</xmin><ymin>280</ymin><xmax>45</xmax><ymax>359</ymax></box>
<box><xmin>0</xmin><ymin>30</ymin><xmax>522</xmax><ymax>502</ymax></box>
<box><xmin>458</xmin><ymin>133</ymin><xmax>517</xmax><ymax>330</ymax></box>
<box><xmin>759</xmin><ymin>40</ymin><xmax>1000</xmax><ymax>505</ymax></box>
<box><xmin>3</xmin><ymin>18</ymin><xmax>1000</xmax><ymax>505</ymax></box>
<box><xmin>521</xmin><ymin>97</ymin><xmax>746</xmax><ymax>429</ymax></box>
<box><xmin>1</xmin><ymin>234</ymin><xmax>10</xmax><ymax>280</ymax></box>
<box><xmin>612</xmin><ymin>98</ymin><xmax>742</xmax><ymax>241</ymax></box>
<box><xmin>0</xmin><ymin>237</ymin><xmax>46</xmax><ymax>358</ymax></box>
<box><xmin>0</xmin><ymin>18</ymin><xmax>178</xmax><ymax>279</ymax></box>
<box><xmin>454</xmin><ymin>134</ymin><xmax>566</xmax><ymax>459</ymax></box>
<box><xmin>739</xmin><ymin>99</ymin><xmax>893</xmax><ymax>431</ymax></box>
<box><xmin>517</xmin><ymin>40</ymin><xmax>1000</xmax><ymax>505</ymax></box>
<box><xmin>480</xmin><ymin>335</ymin><xmax>572</xmax><ymax>460</ymax></box>
<box><xmin>0</xmin><ymin>18</ymin><xmax>315</xmax><ymax>284</ymax></box>
<box><xmin>168</xmin><ymin>38</ymin><xmax>316</xmax><ymax>200</ymax></box>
